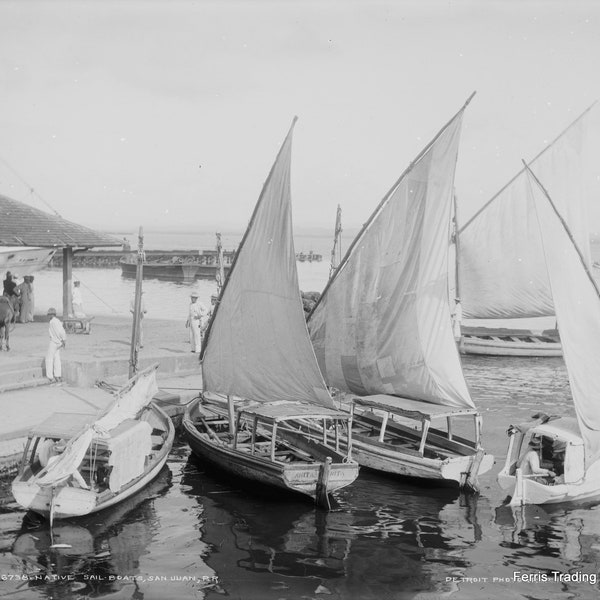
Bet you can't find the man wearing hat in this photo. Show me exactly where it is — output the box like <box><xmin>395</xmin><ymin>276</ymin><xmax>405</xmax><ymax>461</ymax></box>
<box><xmin>517</xmin><ymin>435</ymin><xmax>556</xmax><ymax>483</ymax></box>
<box><xmin>45</xmin><ymin>307</ymin><xmax>67</xmax><ymax>383</ymax></box>
<box><xmin>186</xmin><ymin>292</ymin><xmax>208</xmax><ymax>353</ymax></box>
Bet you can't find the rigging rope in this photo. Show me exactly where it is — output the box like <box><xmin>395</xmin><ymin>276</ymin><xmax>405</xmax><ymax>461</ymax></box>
<box><xmin>78</xmin><ymin>279</ymin><xmax>120</xmax><ymax>313</ymax></box>
<box><xmin>0</xmin><ymin>155</ymin><xmax>62</xmax><ymax>217</ymax></box>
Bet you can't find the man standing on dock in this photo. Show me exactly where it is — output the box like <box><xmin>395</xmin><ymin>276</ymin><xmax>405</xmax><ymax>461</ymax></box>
<box><xmin>72</xmin><ymin>280</ymin><xmax>85</xmax><ymax>318</ymax></box>
<box><xmin>186</xmin><ymin>292</ymin><xmax>207</xmax><ymax>353</ymax></box>
<box><xmin>45</xmin><ymin>307</ymin><xmax>66</xmax><ymax>383</ymax></box>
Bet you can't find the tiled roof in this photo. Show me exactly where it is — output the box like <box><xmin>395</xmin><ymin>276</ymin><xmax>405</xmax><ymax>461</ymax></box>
<box><xmin>0</xmin><ymin>194</ymin><xmax>121</xmax><ymax>248</ymax></box>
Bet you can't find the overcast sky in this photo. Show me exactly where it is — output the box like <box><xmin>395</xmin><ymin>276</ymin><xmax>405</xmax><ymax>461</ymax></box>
<box><xmin>1</xmin><ymin>0</ymin><xmax>600</xmax><ymax>233</ymax></box>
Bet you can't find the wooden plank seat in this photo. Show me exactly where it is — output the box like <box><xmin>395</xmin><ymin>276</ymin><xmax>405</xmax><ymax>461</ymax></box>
<box><xmin>63</xmin><ymin>316</ymin><xmax>94</xmax><ymax>334</ymax></box>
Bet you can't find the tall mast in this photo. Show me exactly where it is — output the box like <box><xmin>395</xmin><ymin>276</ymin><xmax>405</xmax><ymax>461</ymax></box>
<box><xmin>329</xmin><ymin>204</ymin><xmax>342</xmax><ymax>280</ymax></box>
<box><xmin>129</xmin><ymin>226</ymin><xmax>144</xmax><ymax>378</ymax></box>
<box><xmin>452</xmin><ymin>190</ymin><xmax>461</xmax><ymax>301</ymax></box>
<box><xmin>215</xmin><ymin>231</ymin><xmax>225</xmax><ymax>296</ymax></box>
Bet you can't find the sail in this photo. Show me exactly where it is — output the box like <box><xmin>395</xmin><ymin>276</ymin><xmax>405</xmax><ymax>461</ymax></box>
<box><xmin>527</xmin><ymin>168</ymin><xmax>600</xmax><ymax>467</ymax></box>
<box><xmin>459</xmin><ymin>108</ymin><xmax>592</xmax><ymax>319</ymax></box>
<box><xmin>201</xmin><ymin>119</ymin><xmax>333</xmax><ymax>408</ymax></box>
<box><xmin>309</xmin><ymin>100</ymin><xmax>474</xmax><ymax>409</ymax></box>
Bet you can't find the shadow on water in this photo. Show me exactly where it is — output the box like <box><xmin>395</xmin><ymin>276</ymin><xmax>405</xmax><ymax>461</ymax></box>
<box><xmin>8</xmin><ymin>466</ymin><xmax>172</xmax><ymax>600</ymax></box>
<box><xmin>181</xmin><ymin>454</ymin><xmax>488</xmax><ymax>600</ymax></box>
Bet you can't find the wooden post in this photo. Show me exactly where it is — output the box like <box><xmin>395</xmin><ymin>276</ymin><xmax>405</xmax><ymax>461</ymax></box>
<box><xmin>271</xmin><ymin>422</ymin><xmax>278</xmax><ymax>461</ymax></box>
<box><xmin>418</xmin><ymin>420</ymin><xmax>431</xmax><ymax>455</ymax></box>
<box><xmin>251</xmin><ymin>415</ymin><xmax>257</xmax><ymax>454</ymax></box>
<box><xmin>227</xmin><ymin>395</ymin><xmax>236</xmax><ymax>439</ymax></box>
<box><xmin>62</xmin><ymin>247</ymin><xmax>73</xmax><ymax>318</ymax></box>
<box><xmin>378</xmin><ymin>412</ymin><xmax>389</xmax><ymax>443</ymax></box>
<box><xmin>129</xmin><ymin>227</ymin><xmax>144</xmax><ymax>378</ymax></box>
<box><xmin>316</xmin><ymin>457</ymin><xmax>332</xmax><ymax>509</ymax></box>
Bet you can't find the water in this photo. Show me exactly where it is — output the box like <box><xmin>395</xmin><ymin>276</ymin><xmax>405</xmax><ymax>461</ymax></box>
<box><xmin>2</xmin><ymin>232</ymin><xmax>600</xmax><ymax>599</ymax></box>
<box><xmin>29</xmin><ymin>230</ymin><xmax>333</xmax><ymax>321</ymax></box>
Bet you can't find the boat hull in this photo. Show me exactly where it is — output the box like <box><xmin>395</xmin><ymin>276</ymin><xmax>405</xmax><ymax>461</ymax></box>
<box><xmin>460</xmin><ymin>335</ymin><xmax>562</xmax><ymax>357</ymax></box>
<box><xmin>459</xmin><ymin>327</ymin><xmax>562</xmax><ymax>357</ymax></box>
<box><xmin>182</xmin><ymin>400</ymin><xmax>358</xmax><ymax>505</ymax></box>
<box><xmin>351</xmin><ymin>437</ymin><xmax>494</xmax><ymax>485</ymax></box>
<box><xmin>0</xmin><ymin>246</ymin><xmax>56</xmax><ymax>276</ymax></box>
<box><xmin>120</xmin><ymin>261</ymin><xmax>230</xmax><ymax>282</ymax></box>
<box><xmin>498</xmin><ymin>470</ymin><xmax>600</xmax><ymax>506</ymax></box>
<box><xmin>12</xmin><ymin>403</ymin><xmax>175</xmax><ymax>520</ymax></box>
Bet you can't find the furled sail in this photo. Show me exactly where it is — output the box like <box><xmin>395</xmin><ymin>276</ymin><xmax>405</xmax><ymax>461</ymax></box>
<box><xmin>458</xmin><ymin>107</ymin><xmax>593</xmax><ymax>319</ymax></box>
<box><xmin>201</xmin><ymin>118</ymin><xmax>333</xmax><ymax>408</ymax></box>
<box><xmin>309</xmin><ymin>99</ymin><xmax>474</xmax><ymax>409</ymax></box>
<box><xmin>527</xmin><ymin>167</ymin><xmax>600</xmax><ymax>467</ymax></box>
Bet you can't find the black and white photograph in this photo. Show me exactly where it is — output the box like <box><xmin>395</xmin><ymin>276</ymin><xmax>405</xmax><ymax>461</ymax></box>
<box><xmin>1</xmin><ymin>1</ymin><xmax>600</xmax><ymax>599</ymax></box>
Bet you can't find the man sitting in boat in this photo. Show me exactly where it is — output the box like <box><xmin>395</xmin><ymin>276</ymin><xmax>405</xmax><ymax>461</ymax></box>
<box><xmin>517</xmin><ymin>436</ymin><xmax>556</xmax><ymax>483</ymax></box>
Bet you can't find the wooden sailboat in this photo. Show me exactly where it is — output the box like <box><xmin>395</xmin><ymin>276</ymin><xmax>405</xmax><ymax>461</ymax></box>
<box><xmin>307</xmin><ymin>94</ymin><xmax>493</xmax><ymax>490</ymax></box>
<box><xmin>498</xmin><ymin>165</ymin><xmax>600</xmax><ymax>506</ymax></box>
<box><xmin>182</xmin><ymin>118</ymin><xmax>359</xmax><ymax>509</ymax></box>
<box><xmin>456</xmin><ymin>103</ymin><xmax>596</xmax><ymax>357</ymax></box>
<box><xmin>12</xmin><ymin>364</ymin><xmax>175</xmax><ymax>520</ymax></box>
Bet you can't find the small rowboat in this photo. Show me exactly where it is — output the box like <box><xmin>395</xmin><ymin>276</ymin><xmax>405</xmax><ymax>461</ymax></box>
<box><xmin>11</xmin><ymin>365</ymin><xmax>174</xmax><ymax>521</ymax></box>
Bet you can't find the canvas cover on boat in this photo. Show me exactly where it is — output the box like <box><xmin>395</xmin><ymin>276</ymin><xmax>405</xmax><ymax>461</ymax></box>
<box><xmin>95</xmin><ymin>367</ymin><xmax>159</xmax><ymax>433</ymax></box>
<box><xmin>459</xmin><ymin>108</ymin><xmax>592</xmax><ymax>319</ymax></box>
<box><xmin>32</xmin><ymin>367</ymin><xmax>159</xmax><ymax>487</ymax></box>
<box><xmin>309</xmin><ymin>102</ymin><xmax>474</xmax><ymax>409</ymax></box>
<box><xmin>527</xmin><ymin>170</ymin><xmax>600</xmax><ymax>467</ymax></box>
<box><xmin>34</xmin><ymin>428</ymin><xmax>95</xmax><ymax>487</ymax></box>
<box><xmin>104</xmin><ymin>419</ymin><xmax>153</xmax><ymax>492</ymax></box>
<box><xmin>201</xmin><ymin>119</ymin><xmax>333</xmax><ymax>408</ymax></box>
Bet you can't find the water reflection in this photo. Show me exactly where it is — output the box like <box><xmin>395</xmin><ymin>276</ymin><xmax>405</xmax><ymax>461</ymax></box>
<box><xmin>9</xmin><ymin>466</ymin><xmax>172</xmax><ymax>599</ymax></box>
<box><xmin>182</xmin><ymin>456</ymin><xmax>489</xmax><ymax>600</ymax></box>
<box><xmin>496</xmin><ymin>502</ymin><xmax>600</xmax><ymax>562</ymax></box>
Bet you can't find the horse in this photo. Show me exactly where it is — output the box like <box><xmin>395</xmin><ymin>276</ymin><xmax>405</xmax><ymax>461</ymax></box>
<box><xmin>0</xmin><ymin>296</ymin><xmax>14</xmax><ymax>351</ymax></box>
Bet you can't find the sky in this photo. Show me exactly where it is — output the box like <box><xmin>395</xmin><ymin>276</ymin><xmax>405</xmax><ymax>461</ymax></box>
<box><xmin>1</xmin><ymin>0</ymin><xmax>600</xmax><ymax>234</ymax></box>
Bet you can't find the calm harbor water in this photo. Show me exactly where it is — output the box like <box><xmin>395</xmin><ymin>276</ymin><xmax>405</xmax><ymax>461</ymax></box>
<box><xmin>2</xmin><ymin>232</ymin><xmax>600</xmax><ymax>599</ymax></box>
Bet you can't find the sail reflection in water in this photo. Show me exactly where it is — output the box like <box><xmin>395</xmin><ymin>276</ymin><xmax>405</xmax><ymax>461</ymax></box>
<box><xmin>10</xmin><ymin>467</ymin><xmax>172</xmax><ymax>598</ymax></box>
<box><xmin>182</xmin><ymin>457</ymin><xmax>489</xmax><ymax>599</ymax></box>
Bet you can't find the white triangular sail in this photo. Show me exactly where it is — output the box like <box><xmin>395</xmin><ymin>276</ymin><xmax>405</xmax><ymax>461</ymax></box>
<box><xmin>527</xmin><ymin>168</ymin><xmax>600</xmax><ymax>467</ymax></box>
<box><xmin>309</xmin><ymin>100</ymin><xmax>474</xmax><ymax>409</ymax></box>
<box><xmin>201</xmin><ymin>119</ymin><xmax>333</xmax><ymax>408</ymax></box>
<box><xmin>459</xmin><ymin>107</ymin><xmax>592</xmax><ymax>319</ymax></box>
